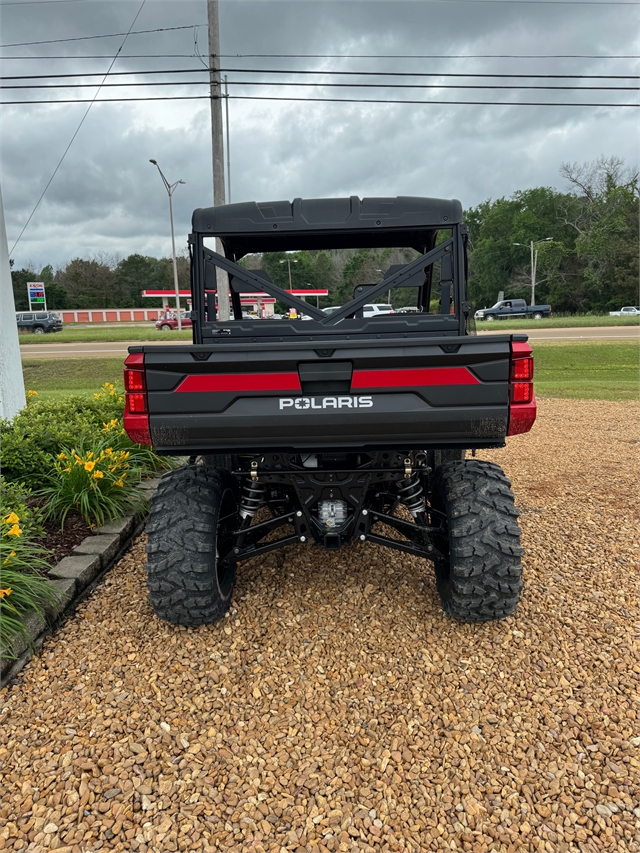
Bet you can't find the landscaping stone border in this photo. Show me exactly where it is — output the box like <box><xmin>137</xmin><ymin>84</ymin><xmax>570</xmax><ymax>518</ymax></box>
<box><xmin>0</xmin><ymin>477</ymin><xmax>162</xmax><ymax>688</ymax></box>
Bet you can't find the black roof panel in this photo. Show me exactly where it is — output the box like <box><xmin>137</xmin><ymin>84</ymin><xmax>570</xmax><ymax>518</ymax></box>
<box><xmin>192</xmin><ymin>195</ymin><xmax>463</xmax><ymax>235</ymax></box>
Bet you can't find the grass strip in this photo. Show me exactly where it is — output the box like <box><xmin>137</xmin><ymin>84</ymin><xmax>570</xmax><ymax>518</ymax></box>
<box><xmin>475</xmin><ymin>315</ymin><xmax>639</xmax><ymax>331</ymax></box>
<box><xmin>19</xmin><ymin>326</ymin><xmax>193</xmax><ymax>344</ymax></box>
<box><xmin>15</xmin><ymin>314</ymin><xmax>640</xmax><ymax>345</ymax></box>
<box><xmin>21</xmin><ymin>358</ymin><xmax>125</xmax><ymax>401</ymax></box>
<box><xmin>533</xmin><ymin>341</ymin><xmax>639</xmax><ymax>402</ymax></box>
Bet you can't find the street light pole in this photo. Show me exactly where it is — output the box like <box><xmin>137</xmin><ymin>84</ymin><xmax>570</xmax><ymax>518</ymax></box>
<box><xmin>279</xmin><ymin>257</ymin><xmax>298</xmax><ymax>289</ymax></box>
<box><xmin>150</xmin><ymin>159</ymin><xmax>185</xmax><ymax>330</ymax></box>
<box><xmin>513</xmin><ymin>238</ymin><xmax>553</xmax><ymax>306</ymax></box>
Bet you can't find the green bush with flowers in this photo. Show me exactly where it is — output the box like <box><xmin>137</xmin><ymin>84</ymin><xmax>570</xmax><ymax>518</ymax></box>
<box><xmin>39</xmin><ymin>437</ymin><xmax>148</xmax><ymax>527</ymax></box>
<box><xmin>1</xmin><ymin>503</ymin><xmax>58</xmax><ymax>658</ymax></box>
<box><xmin>0</xmin><ymin>383</ymin><xmax>125</xmax><ymax>485</ymax></box>
<box><xmin>0</xmin><ymin>382</ymin><xmax>174</xmax><ymax>655</ymax></box>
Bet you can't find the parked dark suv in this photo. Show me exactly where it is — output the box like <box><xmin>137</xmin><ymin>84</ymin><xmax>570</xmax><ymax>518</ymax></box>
<box><xmin>15</xmin><ymin>311</ymin><xmax>63</xmax><ymax>334</ymax></box>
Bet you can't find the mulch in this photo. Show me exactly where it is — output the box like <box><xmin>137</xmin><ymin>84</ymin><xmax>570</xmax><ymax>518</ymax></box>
<box><xmin>36</xmin><ymin>514</ymin><xmax>93</xmax><ymax>573</ymax></box>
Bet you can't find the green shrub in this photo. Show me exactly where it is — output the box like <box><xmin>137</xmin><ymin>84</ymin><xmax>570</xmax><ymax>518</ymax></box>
<box><xmin>0</xmin><ymin>382</ymin><xmax>172</xmax><ymax>487</ymax></box>
<box><xmin>1</xmin><ymin>509</ymin><xmax>57</xmax><ymax>658</ymax></box>
<box><xmin>0</xmin><ymin>384</ymin><xmax>123</xmax><ymax>485</ymax></box>
<box><xmin>37</xmin><ymin>437</ymin><xmax>149</xmax><ymax>527</ymax></box>
<box><xmin>0</xmin><ymin>480</ymin><xmax>45</xmax><ymax>540</ymax></box>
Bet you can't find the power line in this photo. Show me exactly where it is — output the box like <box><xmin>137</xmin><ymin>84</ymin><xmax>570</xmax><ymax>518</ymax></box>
<box><xmin>217</xmin><ymin>53</ymin><xmax>640</xmax><ymax>60</ymax></box>
<box><xmin>0</xmin><ymin>0</ymin><xmax>89</xmax><ymax>4</ymax></box>
<box><xmin>1</xmin><ymin>53</ymin><xmax>639</xmax><ymax>60</ymax></box>
<box><xmin>0</xmin><ymin>53</ymin><xmax>204</xmax><ymax>59</ymax></box>
<box><xmin>2</xmin><ymin>67</ymin><xmax>636</xmax><ymax>80</ymax></box>
<box><xmin>8</xmin><ymin>0</ymin><xmax>146</xmax><ymax>256</ymax></box>
<box><xmin>0</xmin><ymin>24</ymin><xmax>200</xmax><ymax>47</ymax></box>
<box><xmin>3</xmin><ymin>80</ymin><xmax>636</xmax><ymax>91</ymax></box>
<box><xmin>2</xmin><ymin>94</ymin><xmax>637</xmax><ymax>106</ymax></box>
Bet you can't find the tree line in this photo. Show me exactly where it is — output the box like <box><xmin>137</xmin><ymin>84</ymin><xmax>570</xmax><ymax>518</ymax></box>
<box><xmin>10</xmin><ymin>253</ymin><xmax>190</xmax><ymax>311</ymax></box>
<box><xmin>11</xmin><ymin>157</ymin><xmax>638</xmax><ymax>314</ymax></box>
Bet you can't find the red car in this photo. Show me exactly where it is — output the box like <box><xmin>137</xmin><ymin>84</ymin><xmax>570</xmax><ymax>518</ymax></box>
<box><xmin>155</xmin><ymin>312</ymin><xmax>193</xmax><ymax>331</ymax></box>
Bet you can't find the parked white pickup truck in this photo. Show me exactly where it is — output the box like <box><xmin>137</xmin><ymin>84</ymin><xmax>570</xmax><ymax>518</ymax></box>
<box><xmin>609</xmin><ymin>306</ymin><xmax>640</xmax><ymax>316</ymax></box>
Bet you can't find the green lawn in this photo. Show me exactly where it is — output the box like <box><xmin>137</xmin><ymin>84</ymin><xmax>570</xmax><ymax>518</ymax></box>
<box><xmin>533</xmin><ymin>341</ymin><xmax>639</xmax><ymax>401</ymax></box>
<box><xmin>475</xmin><ymin>314</ymin><xmax>639</xmax><ymax>331</ymax></box>
<box><xmin>19</xmin><ymin>326</ymin><xmax>193</xmax><ymax>344</ymax></box>
<box><xmin>21</xmin><ymin>341</ymin><xmax>639</xmax><ymax>403</ymax></box>
<box><xmin>22</xmin><ymin>358</ymin><xmax>125</xmax><ymax>401</ymax></box>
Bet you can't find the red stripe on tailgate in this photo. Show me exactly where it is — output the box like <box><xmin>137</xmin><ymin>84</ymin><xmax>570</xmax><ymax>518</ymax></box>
<box><xmin>351</xmin><ymin>367</ymin><xmax>480</xmax><ymax>389</ymax></box>
<box><xmin>175</xmin><ymin>373</ymin><xmax>301</xmax><ymax>393</ymax></box>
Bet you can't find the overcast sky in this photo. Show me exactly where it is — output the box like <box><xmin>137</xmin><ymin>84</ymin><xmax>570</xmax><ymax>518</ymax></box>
<box><xmin>1</xmin><ymin>0</ymin><xmax>637</xmax><ymax>270</ymax></box>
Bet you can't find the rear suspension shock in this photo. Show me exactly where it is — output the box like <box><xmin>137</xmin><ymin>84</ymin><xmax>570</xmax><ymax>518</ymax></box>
<box><xmin>397</xmin><ymin>472</ymin><xmax>426</xmax><ymax>518</ymax></box>
<box><xmin>239</xmin><ymin>479</ymin><xmax>267</xmax><ymax>521</ymax></box>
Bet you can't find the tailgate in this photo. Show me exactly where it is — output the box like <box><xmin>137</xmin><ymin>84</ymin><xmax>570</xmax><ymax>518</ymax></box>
<box><xmin>134</xmin><ymin>336</ymin><xmax>517</xmax><ymax>452</ymax></box>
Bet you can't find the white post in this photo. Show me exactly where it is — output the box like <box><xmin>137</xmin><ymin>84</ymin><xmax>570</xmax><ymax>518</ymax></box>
<box><xmin>0</xmin><ymin>184</ymin><xmax>26</xmax><ymax>419</ymax></box>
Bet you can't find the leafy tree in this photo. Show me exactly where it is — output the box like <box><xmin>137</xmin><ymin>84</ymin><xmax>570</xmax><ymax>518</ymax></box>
<box><xmin>54</xmin><ymin>258</ymin><xmax>116</xmax><ymax>308</ymax></box>
<box><xmin>560</xmin><ymin>157</ymin><xmax>639</xmax><ymax>311</ymax></box>
<box><xmin>114</xmin><ymin>254</ymin><xmax>170</xmax><ymax>307</ymax></box>
<box><xmin>10</xmin><ymin>266</ymin><xmax>35</xmax><ymax>311</ymax></box>
<box><xmin>466</xmin><ymin>186</ymin><xmax>580</xmax><ymax>311</ymax></box>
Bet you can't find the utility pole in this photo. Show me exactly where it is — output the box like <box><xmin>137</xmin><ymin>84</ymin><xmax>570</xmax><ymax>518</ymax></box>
<box><xmin>0</xmin><ymin>184</ymin><xmax>26</xmax><ymax>420</ymax></box>
<box><xmin>513</xmin><ymin>238</ymin><xmax>552</xmax><ymax>306</ymax></box>
<box><xmin>207</xmin><ymin>0</ymin><xmax>230</xmax><ymax>321</ymax></box>
<box><xmin>530</xmin><ymin>241</ymin><xmax>536</xmax><ymax>308</ymax></box>
<box><xmin>224</xmin><ymin>75</ymin><xmax>231</xmax><ymax>203</ymax></box>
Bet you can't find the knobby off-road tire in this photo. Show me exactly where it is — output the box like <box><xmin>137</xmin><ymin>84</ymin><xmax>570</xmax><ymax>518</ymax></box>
<box><xmin>428</xmin><ymin>449</ymin><xmax>466</xmax><ymax>469</ymax></box>
<box><xmin>431</xmin><ymin>460</ymin><xmax>523</xmax><ymax>622</ymax></box>
<box><xmin>145</xmin><ymin>465</ymin><xmax>238</xmax><ymax>626</ymax></box>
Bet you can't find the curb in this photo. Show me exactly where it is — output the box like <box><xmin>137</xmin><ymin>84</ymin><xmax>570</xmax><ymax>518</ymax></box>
<box><xmin>0</xmin><ymin>478</ymin><xmax>162</xmax><ymax>688</ymax></box>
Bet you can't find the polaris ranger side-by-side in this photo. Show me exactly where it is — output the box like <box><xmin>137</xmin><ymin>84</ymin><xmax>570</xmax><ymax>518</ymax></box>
<box><xmin>123</xmin><ymin>196</ymin><xmax>537</xmax><ymax>626</ymax></box>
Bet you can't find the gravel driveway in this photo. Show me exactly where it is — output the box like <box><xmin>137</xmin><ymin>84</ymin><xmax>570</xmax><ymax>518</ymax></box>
<box><xmin>1</xmin><ymin>399</ymin><xmax>638</xmax><ymax>853</ymax></box>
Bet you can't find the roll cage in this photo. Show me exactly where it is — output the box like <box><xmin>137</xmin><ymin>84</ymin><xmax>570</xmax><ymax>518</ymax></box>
<box><xmin>186</xmin><ymin>195</ymin><xmax>472</xmax><ymax>342</ymax></box>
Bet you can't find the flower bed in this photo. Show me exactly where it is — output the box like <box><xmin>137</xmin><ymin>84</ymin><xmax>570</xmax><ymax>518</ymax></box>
<box><xmin>0</xmin><ymin>384</ymin><xmax>172</xmax><ymax>660</ymax></box>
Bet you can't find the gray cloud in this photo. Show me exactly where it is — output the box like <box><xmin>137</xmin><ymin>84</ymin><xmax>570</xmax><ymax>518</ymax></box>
<box><xmin>1</xmin><ymin>0</ymin><xmax>637</xmax><ymax>269</ymax></box>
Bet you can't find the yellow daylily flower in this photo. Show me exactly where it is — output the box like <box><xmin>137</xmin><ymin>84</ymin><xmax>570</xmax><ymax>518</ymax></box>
<box><xmin>0</xmin><ymin>588</ymin><xmax>12</xmax><ymax>598</ymax></box>
<box><xmin>3</xmin><ymin>512</ymin><xmax>20</xmax><ymax>525</ymax></box>
<box><xmin>93</xmin><ymin>470</ymin><xmax>104</xmax><ymax>479</ymax></box>
<box><xmin>7</xmin><ymin>524</ymin><xmax>22</xmax><ymax>537</ymax></box>
<box><xmin>84</xmin><ymin>461</ymin><xmax>96</xmax><ymax>472</ymax></box>
<box><xmin>57</xmin><ymin>452</ymin><xmax>67</xmax><ymax>460</ymax></box>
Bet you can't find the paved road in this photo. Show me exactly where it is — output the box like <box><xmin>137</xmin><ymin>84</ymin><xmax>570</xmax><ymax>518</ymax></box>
<box><xmin>19</xmin><ymin>325</ymin><xmax>640</xmax><ymax>358</ymax></box>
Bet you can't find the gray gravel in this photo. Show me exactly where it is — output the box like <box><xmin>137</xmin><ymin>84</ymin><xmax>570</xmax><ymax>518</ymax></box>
<box><xmin>0</xmin><ymin>398</ymin><xmax>639</xmax><ymax>853</ymax></box>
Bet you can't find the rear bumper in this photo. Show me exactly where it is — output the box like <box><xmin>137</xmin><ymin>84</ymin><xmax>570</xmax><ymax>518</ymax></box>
<box><xmin>149</xmin><ymin>402</ymin><xmax>508</xmax><ymax>452</ymax></box>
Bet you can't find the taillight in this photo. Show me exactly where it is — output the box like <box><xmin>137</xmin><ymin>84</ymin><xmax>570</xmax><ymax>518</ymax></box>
<box><xmin>511</xmin><ymin>357</ymin><xmax>533</xmax><ymax>381</ymax></box>
<box><xmin>123</xmin><ymin>353</ymin><xmax>151</xmax><ymax>445</ymax></box>
<box><xmin>127</xmin><ymin>392</ymin><xmax>147</xmax><ymax>413</ymax></box>
<box><xmin>511</xmin><ymin>382</ymin><xmax>532</xmax><ymax>404</ymax></box>
<box><xmin>508</xmin><ymin>341</ymin><xmax>536</xmax><ymax>436</ymax></box>
<box><xmin>125</xmin><ymin>369</ymin><xmax>145</xmax><ymax>392</ymax></box>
